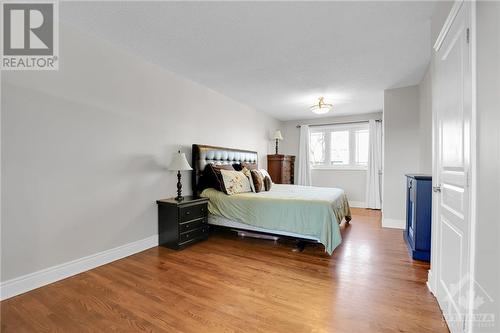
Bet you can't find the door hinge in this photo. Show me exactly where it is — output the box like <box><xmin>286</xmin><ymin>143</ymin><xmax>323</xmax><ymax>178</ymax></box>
<box><xmin>466</xmin><ymin>28</ymin><xmax>470</xmax><ymax>44</ymax></box>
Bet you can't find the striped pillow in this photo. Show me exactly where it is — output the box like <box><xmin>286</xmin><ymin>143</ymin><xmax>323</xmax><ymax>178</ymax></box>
<box><xmin>263</xmin><ymin>176</ymin><xmax>272</xmax><ymax>191</ymax></box>
<box><xmin>250</xmin><ymin>170</ymin><xmax>264</xmax><ymax>193</ymax></box>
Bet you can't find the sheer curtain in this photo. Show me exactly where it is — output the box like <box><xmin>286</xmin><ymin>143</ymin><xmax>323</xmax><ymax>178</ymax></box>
<box><xmin>365</xmin><ymin>120</ymin><xmax>382</xmax><ymax>209</ymax></box>
<box><xmin>297</xmin><ymin>125</ymin><xmax>312</xmax><ymax>186</ymax></box>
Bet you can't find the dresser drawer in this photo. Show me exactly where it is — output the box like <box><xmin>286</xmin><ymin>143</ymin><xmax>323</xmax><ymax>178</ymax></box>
<box><xmin>179</xmin><ymin>217</ymin><xmax>207</xmax><ymax>233</ymax></box>
<box><xmin>179</xmin><ymin>203</ymin><xmax>208</xmax><ymax>222</ymax></box>
<box><xmin>179</xmin><ymin>225</ymin><xmax>209</xmax><ymax>243</ymax></box>
<box><xmin>281</xmin><ymin>169</ymin><xmax>291</xmax><ymax>177</ymax></box>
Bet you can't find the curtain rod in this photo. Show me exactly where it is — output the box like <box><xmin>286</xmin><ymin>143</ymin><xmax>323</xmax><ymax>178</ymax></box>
<box><xmin>295</xmin><ymin>119</ymin><xmax>382</xmax><ymax>128</ymax></box>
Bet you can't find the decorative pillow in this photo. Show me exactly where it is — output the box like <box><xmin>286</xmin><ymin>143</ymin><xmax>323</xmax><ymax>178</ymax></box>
<box><xmin>220</xmin><ymin>170</ymin><xmax>252</xmax><ymax>195</ymax></box>
<box><xmin>241</xmin><ymin>167</ymin><xmax>255</xmax><ymax>192</ymax></box>
<box><xmin>241</xmin><ymin>162</ymin><xmax>258</xmax><ymax>170</ymax></box>
<box><xmin>263</xmin><ymin>176</ymin><xmax>272</xmax><ymax>191</ymax></box>
<box><xmin>259</xmin><ymin>169</ymin><xmax>273</xmax><ymax>183</ymax></box>
<box><xmin>232</xmin><ymin>163</ymin><xmax>243</xmax><ymax>171</ymax></box>
<box><xmin>250</xmin><ymin>170</ymin><xmax>264</xmax><ymax>193</ymax></box>
<box><xmin>200</xmin><ymin>163</ymin><xmax>234</xmax><ymax>192</ymax></box>
<box><xmin>213</xmin><ymin>164</ymin><xmax>234</xmax><ymax>171</ymax></box>
<box><xmin>212</xmin><ymin>164</ymin><xmax>236</xmax><ymax>191</ymax></box>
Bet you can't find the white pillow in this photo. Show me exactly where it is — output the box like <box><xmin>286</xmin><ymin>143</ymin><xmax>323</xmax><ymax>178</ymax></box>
<box><xmin>220</xmin><ymin>170</ymin><xmax>252</xmax><ymax>195</ymax></box>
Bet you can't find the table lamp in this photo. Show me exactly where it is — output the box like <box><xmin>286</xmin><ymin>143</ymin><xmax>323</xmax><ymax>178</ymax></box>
<box><xmin>167</xmin><ymin>150</ymin><xmax>193</xmax><ymax>201</ymax></box>
<box><xmin>273</xmin><ymin>130</ymin><xmax>283</xmax><ymax>154</ymax></box>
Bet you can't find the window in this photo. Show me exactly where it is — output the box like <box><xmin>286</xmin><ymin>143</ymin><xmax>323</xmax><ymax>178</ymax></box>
<box><xmin>354</xmin><ymin>129</ymin><xmax>369</xmax><ymax>166</ymax></box>
<box><xmin>330</xmin><ymin>130</ymin><xmax>349</xmax><ymax>165</ymax></box>
<box><xmin>310</xmin><ymin>123</ymin><xmax>369</xmax><ymax>169</ymax></box>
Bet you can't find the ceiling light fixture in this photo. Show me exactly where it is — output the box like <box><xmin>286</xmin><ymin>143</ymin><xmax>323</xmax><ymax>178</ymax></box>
<box><xmin>310</xmin><ymin>97</ymin><xmax>332</xmax><ymax>114</ymax></box>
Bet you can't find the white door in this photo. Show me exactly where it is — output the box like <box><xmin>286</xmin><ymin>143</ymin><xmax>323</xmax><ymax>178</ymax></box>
<box><xmin>432</xmin><ymin>2</ymin><xmax>473</xmax><ymax>333</ymax></box>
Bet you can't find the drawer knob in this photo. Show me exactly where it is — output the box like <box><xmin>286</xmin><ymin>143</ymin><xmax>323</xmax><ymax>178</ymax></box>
<box><xmin>186</xmin><ymin>211</ymin><xmax>190</xmax><ymax>215</ymax></box>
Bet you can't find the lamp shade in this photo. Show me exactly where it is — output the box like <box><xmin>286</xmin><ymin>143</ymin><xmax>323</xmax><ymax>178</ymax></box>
<box><xmin>273</xmin><ymin>130</ymin><xmax>284</xmax><ymax>140</ymax></box>
<box><xmin>167</xmin><ymin>151</ymin><xmax>192</xmax><ymax>171</ymax></box>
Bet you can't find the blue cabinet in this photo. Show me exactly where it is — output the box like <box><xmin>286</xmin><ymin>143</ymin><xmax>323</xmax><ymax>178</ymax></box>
<box><xmin>404</xmin><ymin>174</ymin><xmax>432</xmax><ymax>261</ymax></box>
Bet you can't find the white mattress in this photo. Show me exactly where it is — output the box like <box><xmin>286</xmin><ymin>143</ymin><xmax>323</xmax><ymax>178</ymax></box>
<box><xmin>208</xmin><ymin>213</ymin><xmax>320</xmax><ymax>241</ymax></box>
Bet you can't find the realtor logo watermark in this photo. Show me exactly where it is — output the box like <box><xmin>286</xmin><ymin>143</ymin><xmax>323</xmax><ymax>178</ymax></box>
<box><xmin>443</xmin><ymin>273</ymin><xmax>495</xmax><ymax>329</ymax></box>
<box><xmin>1</xmin><ymin>0</ymin><xmax>59</xmax><ymax>70</ymax></box>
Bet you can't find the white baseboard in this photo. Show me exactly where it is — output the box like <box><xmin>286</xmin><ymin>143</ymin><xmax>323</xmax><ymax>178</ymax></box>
<box><xmin>349</xmin><ymin>201</ymin><xmax>366</xmax><ymax>208</ymax></box>
<box><xmin>382</xmin><ymin>217</ymin><xmax>405</xmax><ymax>229</ymax></box>
<box><xmin>0</xmin><ymin>235</ymin><xmax>158</xmax><ymax>300</ymax></box>
<box><xmin>427</xmin><ymin>270</ymin><xmax>435</xmax><ymax>295</ymax></box>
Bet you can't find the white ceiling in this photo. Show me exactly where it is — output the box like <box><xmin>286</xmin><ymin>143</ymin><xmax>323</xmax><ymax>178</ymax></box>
<box><xmin>62</xmin><ymin>1</ymin><xmax>435</xmax><ymax>121</ymax></box>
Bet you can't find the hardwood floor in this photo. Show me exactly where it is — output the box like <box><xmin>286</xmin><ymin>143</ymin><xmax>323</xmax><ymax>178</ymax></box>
<box><xmin>1</xmin><ymin>208</ymin><xmax>448</xmax><ymax>333</ymax></box>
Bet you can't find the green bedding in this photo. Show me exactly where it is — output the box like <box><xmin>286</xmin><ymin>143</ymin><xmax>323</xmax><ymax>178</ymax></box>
<box><xmin>201</xmin><ymin>184</ymin><xmax>351</xmax><ymax>254</ymax></box>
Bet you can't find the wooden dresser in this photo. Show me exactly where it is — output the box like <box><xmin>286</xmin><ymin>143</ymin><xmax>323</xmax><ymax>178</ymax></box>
<box><xmin>267</xmin><ymin>154</ymin><xmax>295</xmax><ymax>184</ymax></box>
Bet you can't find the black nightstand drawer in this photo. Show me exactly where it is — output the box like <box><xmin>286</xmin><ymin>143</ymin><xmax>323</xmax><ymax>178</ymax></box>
<box><xmin>180</xmin><ymin>203</ymin><xmax>208</xmax><ymax>222</ymax></box>
<box><xmin>180</xmin><ymin>226</ymin><xmax>209</xmax><ymax>243</ymax></box>
<box><xmin>180</xmin><ymin>217</ymin><xmax>207</xmax><ymax>233</ymax></box>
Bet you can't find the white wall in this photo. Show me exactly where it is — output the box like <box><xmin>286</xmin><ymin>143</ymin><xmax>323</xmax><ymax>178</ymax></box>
<box><xmin>474</xmin><ymin>1</ymin><xmax>500</xmax><ymax>330</ymax></box>
<box><xmin>431</xmin><ymin>1</ymin><xmax>455</xmax><ymax>47</ymax></box>
<box><xmin>418</xmin><ymin>67</ymin><xmax>432</xmax><ymax>174</ymax></box>
<box><xmin>376</xmin><ymin>2</ymin><xmax>450</xmax><ymax>229</ymax></box>
<box><xmin>382</xmin><ymin>86</ymin><xmax>420</xmax><ymax>228</ymax></box>
<box><xmin>280</xmin><ymin>112</ymin><xmax>382</xmax><ymax>206</ymax></box>
<box><xmin>1</xmin><ymin>24</ymin><xmax>280</xmax><ymax>282</ymax></box>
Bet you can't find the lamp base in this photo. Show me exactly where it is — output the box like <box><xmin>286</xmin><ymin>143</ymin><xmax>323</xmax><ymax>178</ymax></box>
<box><xmin>176</xmin><ymin>171</ymin><xmax>183</xmax><ymax>202</ymax></box>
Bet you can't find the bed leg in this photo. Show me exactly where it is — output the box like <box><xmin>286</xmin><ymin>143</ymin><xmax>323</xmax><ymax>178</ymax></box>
<box><xmin>293</xmin><ymin>240</ymin><xmax>307</xmax><ymax>252</ymax></box>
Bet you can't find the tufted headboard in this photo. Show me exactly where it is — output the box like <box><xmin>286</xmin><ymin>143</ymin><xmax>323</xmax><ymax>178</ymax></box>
<box><xmin>192</xmin><ymin>144</ymin><xmax>258</xmax><ymax>195</ymax></box>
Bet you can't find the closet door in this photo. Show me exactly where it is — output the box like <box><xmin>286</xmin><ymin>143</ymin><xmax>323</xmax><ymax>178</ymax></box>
<box><xmin>431</xmin><ymin>2</ymin><xmax>473</xmax><ymax>332</ymax></box>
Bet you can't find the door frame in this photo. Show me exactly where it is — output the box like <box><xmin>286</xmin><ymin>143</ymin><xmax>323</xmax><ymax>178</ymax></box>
<box><xmin>428</xmin><ymin>1</ymin><xmax>477</xmax><ymax>332</ymax></box>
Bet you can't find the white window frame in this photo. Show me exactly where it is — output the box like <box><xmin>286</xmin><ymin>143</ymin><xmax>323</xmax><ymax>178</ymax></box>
<box><xmin>310</xmin><ymin>123</ymin><xmax>369</xmax><ymax>171</ymax></box>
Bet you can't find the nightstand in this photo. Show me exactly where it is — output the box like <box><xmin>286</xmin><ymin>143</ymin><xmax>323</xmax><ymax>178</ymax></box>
<box><xmin>156</xmin><ymin>196</ymin><xmax>209</xmax><ymax>250</ymax></box>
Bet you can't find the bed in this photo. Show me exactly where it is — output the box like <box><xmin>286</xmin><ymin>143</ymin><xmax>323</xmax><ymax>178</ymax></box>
<box><xmin>192</xmin><ymin>144</ymin><xmax>351</xmax><ymax>254</ymax></box>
